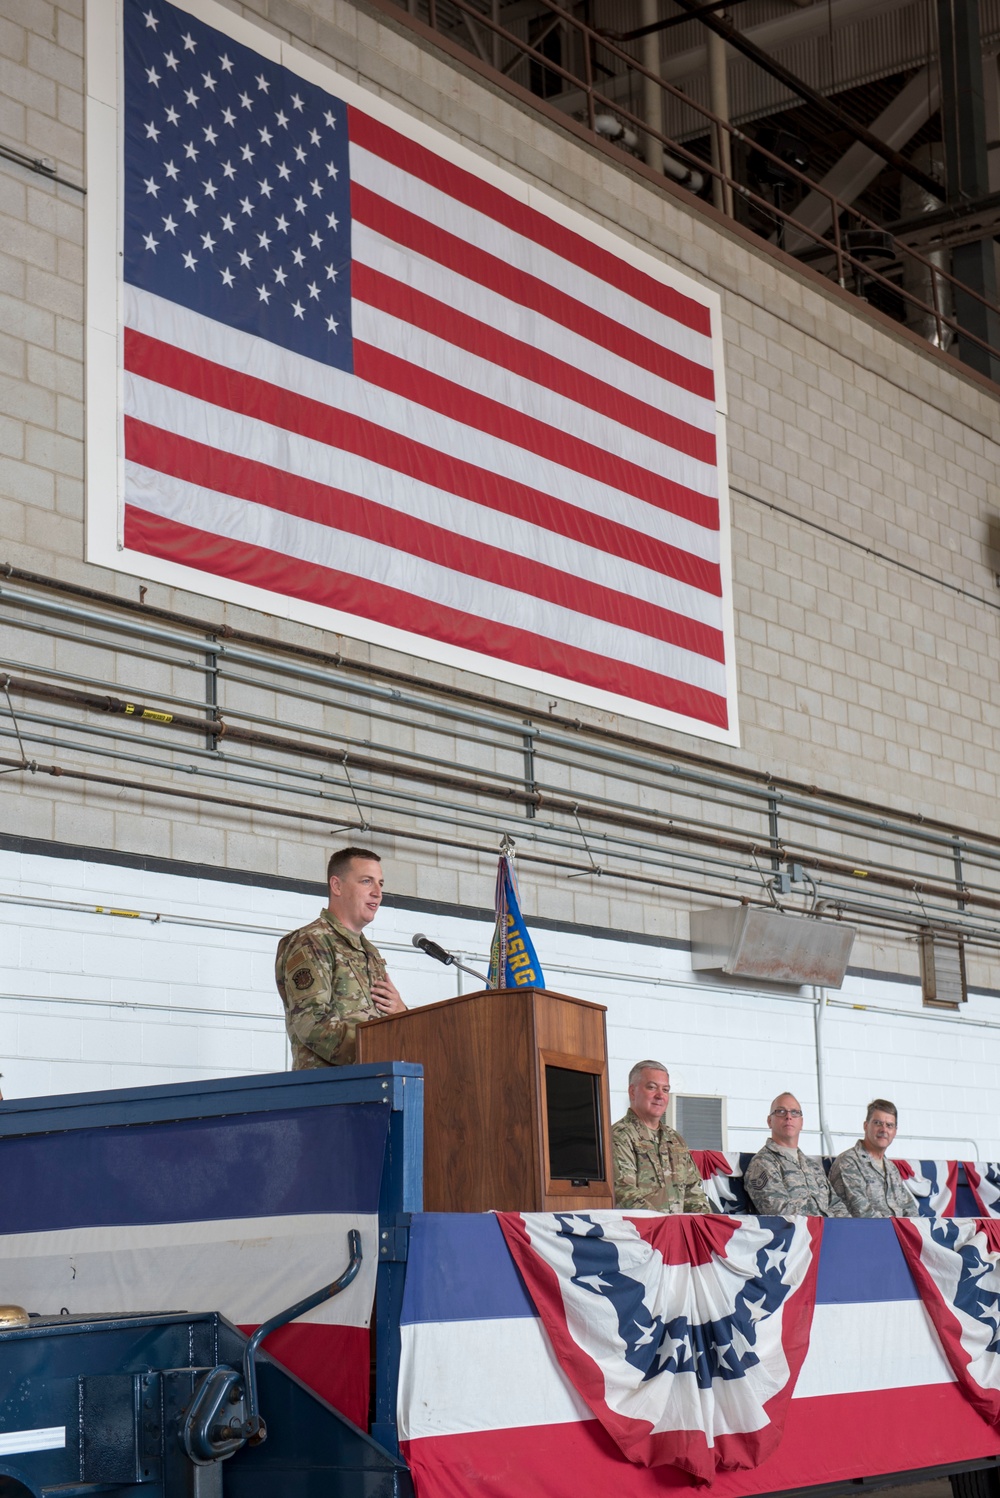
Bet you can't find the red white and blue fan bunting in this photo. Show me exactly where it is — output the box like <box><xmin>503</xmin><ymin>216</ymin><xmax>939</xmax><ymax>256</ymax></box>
<box><xmin>691</xmin><ymin>1150</ymin><xmax>750</xmax><ymax>1215</ymax></box>
<box><xmin>894</xmin><ymin>1216</ymin><xmax>1000</xmax><ymax>1428</ymax></box>
<box><xmin>895</xmin><ymin>1159</ymin><xmax>958</xmax><ymax>1217</ymax></box>
<box><xmin>964</xmin><ymin>1165</ymin><xmax>1000</xmax><ymax>1218</ymax></box>
<box><xmin>497</xmin><ymin>1211</ymin><xmax>822</xmax><ymax>1481</ymax></box>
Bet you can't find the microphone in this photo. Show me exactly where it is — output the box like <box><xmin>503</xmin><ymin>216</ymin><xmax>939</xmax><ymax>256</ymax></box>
<box><xmin>412</xmin><ymin>933</ymin><xmax>454</xmax><ymax>966</ymax></box>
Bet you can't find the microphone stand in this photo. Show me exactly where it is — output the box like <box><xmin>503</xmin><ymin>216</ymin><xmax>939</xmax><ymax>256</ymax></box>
<box><xmin>412</xmin><ymin>934</ymin><xmax>490</xmax><ymax>988</ymax></box>
<box><xmin>452</xmin><ymin>956</ymin><xmax>491</xmax><ymax>987</ymax></box>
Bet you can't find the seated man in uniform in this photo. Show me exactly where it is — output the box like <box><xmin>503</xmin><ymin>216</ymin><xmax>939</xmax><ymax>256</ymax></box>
<box><xmin>611</xmin><ymin>1059</ymin><xmax>712</xmax><ymax>1213</ymax></box>
<box><xmin>829</xmin><ymin>1099</ymin><xmax>918</xmax><ymax>1218</ymax></box>
<box><xmin>275</xmin><ymin>846</ymin><xmax>406</xmax><ymax>1068</ymax></box>
<box><xmin>744</xmin><ymin>1092</ymin><xmax>849</xmax><ymax>1217</ymax></box>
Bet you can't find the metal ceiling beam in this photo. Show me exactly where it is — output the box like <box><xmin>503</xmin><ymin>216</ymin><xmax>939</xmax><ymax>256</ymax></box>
<box><xmin>937</xmin><ymin>0</ymin><xmax>1000</xmax><ymax>378</ymax></box>
<box><xmin>889</xmin><ymin>186</ymin><xmax>1000</xmax><ymax>248</ymax></box>
<box><xmin>785</xmin><ymin>66</ymin><xmax>941</xmax><ymax>253</ymax></box>
<box><xmin>608</xmin><ymin>0</ymin><xmax>753</xmax><ymax>44</ymax></box>
<box><xmin>500</xmin><ymin>0</ymin><xmax>913</xmax><ymax>44</ymax></box>
<box><xmin>657</xmin><ymin>0</ymin><xmax>918</xmax><ymax>85</ymax></box>
<box><xmin>940</xmin><ymin>0</ymin><xmax>991</xmax><ymax>201</ymax></box>
<box><xmin>552</xmin><ymin>0</ymin><xmax>929</xmax><ymax>142</ymax></box>
<box><xmin>665</xmin><ymin>0</ymin><xmax>944</xmax><ymax>197</ymax></box>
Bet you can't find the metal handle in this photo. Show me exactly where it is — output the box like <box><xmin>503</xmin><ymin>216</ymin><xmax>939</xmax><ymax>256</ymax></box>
<box><xmin>242</xmin><ymin>1228</ymin><xmax>363</xmax><ymax>1442</ymax></box>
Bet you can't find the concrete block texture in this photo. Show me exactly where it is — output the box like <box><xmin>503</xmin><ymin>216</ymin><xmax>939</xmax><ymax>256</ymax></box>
<box><xmin>1</xmin><ymin>0</ymin><xmax>999</xmax><ymax>1023</ymax></box>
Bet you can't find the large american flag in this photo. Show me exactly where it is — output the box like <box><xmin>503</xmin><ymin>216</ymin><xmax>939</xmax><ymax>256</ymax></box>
<box><xmin>116</xmin><ymin>0</ymin><xmax>734</xmax><ymax>737</ymax></box>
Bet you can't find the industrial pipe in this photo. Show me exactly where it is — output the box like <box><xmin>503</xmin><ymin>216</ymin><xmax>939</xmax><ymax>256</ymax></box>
<box><xmin>4</xmin><ymin>675</ymin><xmax>994</xmax><ymax>916</ymax></box>
<box><xmin>10</xmin><ymin>568</ymin><xmax>999</xmax><ymax>852</ymax></box>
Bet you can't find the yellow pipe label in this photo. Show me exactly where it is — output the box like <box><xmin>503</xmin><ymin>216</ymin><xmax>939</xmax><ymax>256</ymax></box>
<box><xmin>122</xmin><ymin>704</ymin><xmax>174</xmax><ymax>723</ymax></box>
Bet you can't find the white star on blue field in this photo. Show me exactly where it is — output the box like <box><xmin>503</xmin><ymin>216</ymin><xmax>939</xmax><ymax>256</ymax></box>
<box><xmin>123</xmin><ymin>0</ymin><xmax>353</xmax><ymax>371</ymax></box>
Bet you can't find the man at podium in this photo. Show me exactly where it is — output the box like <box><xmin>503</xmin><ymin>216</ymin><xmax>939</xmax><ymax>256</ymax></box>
<box><xmin>612</xmin><ymin>1060</ymin><xmax>711</xmax><ymax>1213</ymax></box>
<box><xmin>275</xmin><ymin>847</ymin><xmax>407</xmax><ymax>1068</ymax></box>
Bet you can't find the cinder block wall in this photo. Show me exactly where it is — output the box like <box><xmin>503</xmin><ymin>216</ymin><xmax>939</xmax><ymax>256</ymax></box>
<box><xmin>3</xmin><ymin>0</ymin><xmax>1000</xmax><ymax>1101</ymax></box>
<box><xmin>4</xmin><ymin>0</ymin><xmax>999</xmax><ymax>835</ymax></box>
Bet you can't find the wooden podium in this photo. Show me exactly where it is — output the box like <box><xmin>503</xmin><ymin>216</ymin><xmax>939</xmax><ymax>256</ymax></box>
<box><xmin>356</xmin><ymin>986</ymin><xmax>614</xmax><ymax>1212</ymax></box>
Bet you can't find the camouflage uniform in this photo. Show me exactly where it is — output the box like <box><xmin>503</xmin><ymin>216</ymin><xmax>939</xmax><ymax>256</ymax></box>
<box><xmin>611</xmin><ymin>1109</ymin><xmax>712</xmax><ymax>1214</ymax></box>
<box><xmin>744</xmin><ymin>1139</ymin><xmax>850</xmax><ymax>1217</ymax></box>
<box><xmin>275</xmin><ymin>909</ymin><xmax>388</xmax><ymax>1068</ymax></box>
<box><xmin>829</xmin><ymin>1141</ymin><xmax>918</xmax><ymax>1218</ymax></box>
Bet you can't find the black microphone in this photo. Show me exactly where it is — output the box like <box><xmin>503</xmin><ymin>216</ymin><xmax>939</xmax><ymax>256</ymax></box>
<box><xmin>412</xmin><ymin>933</ymin><xmax>454</xmax><ymax>966</ymax></box>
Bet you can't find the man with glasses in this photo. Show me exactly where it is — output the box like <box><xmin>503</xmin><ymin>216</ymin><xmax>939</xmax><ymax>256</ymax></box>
<box><xmin>828</xmin><ymin>1100</ymin><xmax>918</xmax><ymax>1217</ymax></box>
<box><xmin>744</xmin><ymin>1093</ymin><xmax>849</xmax><ymax>1217</ymax></box>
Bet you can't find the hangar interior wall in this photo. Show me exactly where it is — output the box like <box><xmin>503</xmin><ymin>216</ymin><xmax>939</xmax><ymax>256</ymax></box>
<box><xmin>2</xmin><ymin>843</ymin><xmax>996</xmax><ymax>1158</ymax></box>
<box><xmin>2</xmin><ymin>0</ymin><xmax>1000</xmax><ymax>1129</ymax></box>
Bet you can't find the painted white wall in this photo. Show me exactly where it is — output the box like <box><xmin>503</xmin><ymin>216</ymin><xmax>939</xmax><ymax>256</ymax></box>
<box><xmin>0</xmin><ymin>847</ymin><xmax>996</xmax><ymax>1160</ymax></box>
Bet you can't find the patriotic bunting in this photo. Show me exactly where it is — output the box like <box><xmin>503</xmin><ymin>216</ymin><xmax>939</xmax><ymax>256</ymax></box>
<box><xmin>965</xmin><ymin>1165</ymin><xmax>1000</xmax><ymax>1218</ymax></box>
<box><xmin>496</xmin><ymin>1210</ymin><xmax>822</xmax><ymax>1480</ymax></box>
<box><xmin>894</xmin><ymin>1216</ymin><xmax>1000</xmax><ymax>1429</ymax></box>
<box><xmin>895</xmin><ymin>1159</ymin><xmax>959</xmax><ymax>1218</ymax></box>
<box><xmin>691</xmin><ymin>1150</ymin><xmax>752</xmax><ymax>1215</ymax></box>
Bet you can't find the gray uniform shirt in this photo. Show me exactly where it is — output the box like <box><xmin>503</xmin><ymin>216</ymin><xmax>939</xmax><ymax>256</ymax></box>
<box><xmin>744</xmin><ymin>1138</ymin><xmax>850</xmax><ymax>1217</ymax></box>
<box><xmin>829</xmin><ymin>1140</ymin><xmax>919</xmax><ymax>1218</ymax></box>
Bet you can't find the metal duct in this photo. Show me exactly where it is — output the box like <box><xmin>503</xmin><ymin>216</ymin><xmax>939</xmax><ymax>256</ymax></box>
<box><xmin>689</xmin><ymin>906</ymin><xmax>857</xmax><ymax>987</ymax></box>
<box><xmin>900</xmin><ymin>143</ymin><xmax>955</xmax><ymax>350</ymax></box>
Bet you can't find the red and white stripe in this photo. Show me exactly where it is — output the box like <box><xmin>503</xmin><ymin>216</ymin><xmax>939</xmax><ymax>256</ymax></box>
<box><xmin>0</xmin><ymin>1212</ymin><xmax>378</xmax><ymax>1427</ymax></box>
<box><xmin>399</xmin><ymin>1260</ymin><xmax>974</xmax><ymax>1498</ymax></box>
<box><xmin>123</xmin><ymin>99</ymin><xmax>730</xmax><ymax>731</ymax></box>
<box><xmin>965</xmin><ymin>1165</ymin><xmax>1000</xmax><ymax>1217</ymax></box>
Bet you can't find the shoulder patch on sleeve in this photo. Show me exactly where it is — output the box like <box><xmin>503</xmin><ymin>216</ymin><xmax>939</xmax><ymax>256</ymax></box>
<box><xmin>292</xmin><ymin>966</ymin><xmax>314</xmax><ymax>990</ymax></box>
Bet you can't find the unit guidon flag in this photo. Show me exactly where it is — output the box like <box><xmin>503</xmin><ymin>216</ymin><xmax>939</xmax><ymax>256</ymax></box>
<box><xmin>86</xmin><ymin>0</ymin><xmax>736</xmax><ymax>741</ymax></box>
<box><xmin>496</xmin><ymin>1211</ymin><xmax>822</xmax><ymax>1480</ymax></box>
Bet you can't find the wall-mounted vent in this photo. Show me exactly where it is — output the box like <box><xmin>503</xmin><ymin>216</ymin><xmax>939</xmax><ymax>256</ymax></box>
<box><xmin>920</xmin><ymin>932</ymin><xmax>967</xmax><ymax>1009</ymax></box>
<box><xmin>690</xmin><ymin>906</ymin><xmax>855</xmax><ymax>988</ymax></box>
<box><xmin>668</xmin><ymin>1093</ymin><xmax>726</xmax><ymax>1151</ymax></box>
